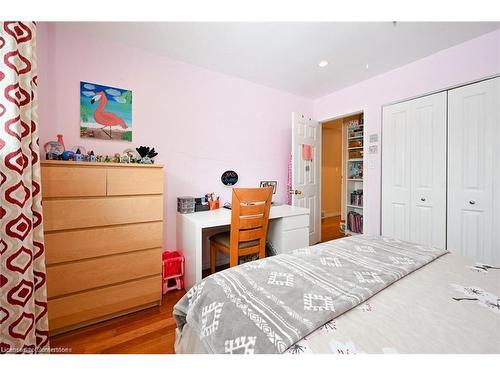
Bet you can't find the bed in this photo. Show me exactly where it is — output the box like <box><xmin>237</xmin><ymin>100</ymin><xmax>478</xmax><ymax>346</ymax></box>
<box><xmin>173</xmin><ymin>235</ymin><xmax>500</xmax><ymax>354</ymax></box>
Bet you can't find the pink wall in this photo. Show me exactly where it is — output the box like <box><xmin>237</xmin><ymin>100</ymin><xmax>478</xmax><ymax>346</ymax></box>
<box><xmin>313</xmin><ymin>28</ymin><xmax>500</xmax><ymax>235</ymax></box>
<box><xmin>37</xmin><ymin>23</ymin><xmax>500</xmax><ymax>246</ymax></box>
<box><xmin>36</xmin><ymin>23</ymin><xmax>313</xmax><ymax>248</ymax></box>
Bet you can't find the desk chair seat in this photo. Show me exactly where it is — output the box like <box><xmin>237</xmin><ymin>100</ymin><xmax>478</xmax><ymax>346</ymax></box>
<box><xmin>210</xmin><ymin>187</ymin><xmax>273</xmax><ymax>274</ymax></box>
<box><xmin>211</xmin><ymin>232</ymin><xmax>259</xmax><ymax>249</ymax></box>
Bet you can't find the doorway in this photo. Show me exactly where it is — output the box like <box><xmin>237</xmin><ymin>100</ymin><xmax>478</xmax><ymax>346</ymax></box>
<box><xmin>321</xmin><ymin>119</ymin><xmax>344</xmax><ymax>241</ymax></box>
<box><xmin>320</xmin><ymin>111</ymin><xmax>364</xmax><ymax>241</ymax></box>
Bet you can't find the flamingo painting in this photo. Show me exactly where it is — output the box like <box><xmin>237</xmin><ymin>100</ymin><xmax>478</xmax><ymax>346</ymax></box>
<box><xmin>80</xmin><ymin>81</ymin><xmax>132</xmax><ymax>141</ymax></box>
<box><xmin>91</xmin><ymin>91</ymin><xmax>127</xmax><ymax>138</ymax></box>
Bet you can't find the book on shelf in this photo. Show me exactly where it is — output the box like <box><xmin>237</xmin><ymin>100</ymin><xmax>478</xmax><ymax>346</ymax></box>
<box><xmin>347</xmin><ymin>210</ymin><xmax>363</xmax><ymax>234</ymax></box>
<box><xmin>346</xmin><ymin>117</ymin><xmax>364</xmax><ymax>138</ymax></box>
<box><xmin>350</xmin><ymin>189</ymin><xmax>363</xmax><ymax>206</ymax></box>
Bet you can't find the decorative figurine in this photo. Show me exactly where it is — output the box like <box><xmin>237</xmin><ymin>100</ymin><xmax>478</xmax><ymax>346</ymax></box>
<box><xmin>139</xmin><ymin>156</ymin><xmax>153</xmax><ymax>164</ymax></box>
<box><xmin>46</xmin><ymin>152</ymin><xmax>60</xmax><ymax>160</ymax></box>
<box><xmin>123</xmin><ymin>148</ymin><xmax>139</xmax><ymax>163</ymax></box>
<box><xmin>136</xmin><ymin>146</ymin><xmax>158</xmax><ymax>164</ymax></box>
<box><xmin>44</xmin><ymin>134</ymin><xmax>65</xmax><ymax>160</ymax></box>
<box><xmin>120</xmin><ymin>153</ymin><xmax>130</xmax><ymax>163</ymax></box>
<box><xmin>74</xmin><ymin>147</ymin><xmax>84</xmax><ymax>161</ymax></box>
<box><xmin>56</xmin><ymin>134</ymin><xmax>65</xmax><ymax>150</ymax></box>
<box><xmin>61</xmin><ymin>150</ymin><xmax>75</xmax><ymax>161</ymax></box>
<box><xmin>71</xmin><ymin>145</ymin><xmax>86</xmax><ymax>155</ymax></box>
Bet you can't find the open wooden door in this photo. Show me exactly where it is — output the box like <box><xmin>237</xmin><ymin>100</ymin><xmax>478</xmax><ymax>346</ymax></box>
<box><xmin>291</xmin><ymin>112</ymin><xmax>321</xmax><ymax>245</ymax></box>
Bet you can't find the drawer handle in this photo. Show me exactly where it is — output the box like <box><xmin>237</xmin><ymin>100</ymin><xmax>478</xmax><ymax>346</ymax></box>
<box><xmin>420</xmin><ymin>198</ymin><xmax>426</xmax><ymax>202</ymax></box>
<box><xmin>469</xmin><ymin>200</ymin><xmax>476</xmax><ymax>205</ymax></box>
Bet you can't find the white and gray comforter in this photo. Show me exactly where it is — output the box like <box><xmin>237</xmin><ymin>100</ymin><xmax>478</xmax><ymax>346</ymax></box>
<box><xmin>173</xmin><ymin>235</ymin><xmax>449</xmax><ymax>354</ymax></box>
<box><xmin>284</xmin><ymin>249</ymin><xmax>500</xmax><ymax>354</ymax></box>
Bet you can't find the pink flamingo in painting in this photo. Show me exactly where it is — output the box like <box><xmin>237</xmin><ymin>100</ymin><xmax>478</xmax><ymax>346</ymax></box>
<box><xmin>90</xmin><ymin>91</ymin><xmax>127</xmax><ymax>139</ymax></box>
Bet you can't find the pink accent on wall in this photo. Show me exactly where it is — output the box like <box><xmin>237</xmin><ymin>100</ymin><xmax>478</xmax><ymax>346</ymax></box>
<box><xmin>313</xmin><ymin>28</ymin><xmax>500</xmax><ymax>235</ymax></box>
<box><xmin>36</xmin><ymin>23</ymin><xmax>313</xmax><ymax>248</ymax></box>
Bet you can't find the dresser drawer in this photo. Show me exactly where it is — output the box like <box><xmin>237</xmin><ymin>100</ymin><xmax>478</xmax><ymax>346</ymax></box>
<box><xmin>45</xmin><ymin>222</ymin><xmax>163</xmax><ymax>264</ymax></box>
<box><xmin>46</xmin><ymin>248</ymin><xmax>161</xmax><ymax>298</ymax></box>
<box><xmin>107</xmin><ymin>167</ymin><xmax>163</xmax><ymax>196</ymax></box>
<box><xmin>281</xmin><ymin>214</ymin><xmax>309</xmax><ymax>231</ymax></box>
<box><xmin>43</xmin><ymin>195</ymin><xmax>163</xmax><ymax>231</ymax></box>
<box><xmin>42</xmin><ymin>166</ymin><xmax>106</xmax><ymax>198</ymax></box>
<box><xmin>48</xmin><ymin>275</ymin><xmax>161</xmax><ymax>333</ymax></box>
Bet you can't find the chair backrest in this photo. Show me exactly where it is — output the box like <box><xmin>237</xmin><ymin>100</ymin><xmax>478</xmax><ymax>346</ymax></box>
<box><xmin>229</xmin><ymin>187</ymin><xmax>273</xmax><ymax>266</ymax></box>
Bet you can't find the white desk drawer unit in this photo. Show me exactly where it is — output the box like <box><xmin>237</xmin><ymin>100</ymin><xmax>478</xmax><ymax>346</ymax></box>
<box><xmin>280</xmin><ymin>214</ymin><xmax>309</xmax><ymax>232</ymax></box>
<box><xmin>268</xmin><ymin>214</ymin><xmax>309</xmax><ymax>254</ymax></box>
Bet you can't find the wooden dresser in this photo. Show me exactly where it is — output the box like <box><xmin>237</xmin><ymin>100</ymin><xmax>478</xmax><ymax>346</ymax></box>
<box><xmin>40</xmin><ymin>161</ymin><xmax>164</xmax><ymax>335</ymax></box>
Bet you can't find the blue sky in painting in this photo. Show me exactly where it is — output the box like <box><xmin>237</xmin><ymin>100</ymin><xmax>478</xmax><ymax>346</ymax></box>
<box><xmin>80</xmin><ymin>81</ymin><xmax>132</xmax><ymax>128</ymax></box>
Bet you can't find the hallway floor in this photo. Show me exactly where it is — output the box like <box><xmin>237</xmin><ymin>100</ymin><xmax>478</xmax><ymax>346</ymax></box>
<box><xmin>321</xmin><ymin>215</ymin><xmax>345</xmax><ymax>242</ymax></box>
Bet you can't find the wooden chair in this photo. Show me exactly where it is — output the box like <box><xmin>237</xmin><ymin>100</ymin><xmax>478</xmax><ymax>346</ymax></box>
<box><xmin>210</xmin><ymin>187</ymin><xmax>273</xmax><ymax>273</ymax></box>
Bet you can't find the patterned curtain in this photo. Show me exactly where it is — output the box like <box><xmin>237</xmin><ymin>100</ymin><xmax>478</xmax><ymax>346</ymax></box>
<box><xmin>0</xmin><ymin>22</ymin><xmax>49</xmax><ymax>353</ymax></box>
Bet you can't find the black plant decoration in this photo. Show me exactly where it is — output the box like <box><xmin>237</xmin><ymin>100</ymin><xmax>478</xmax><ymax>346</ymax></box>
<box><xmin>136</xmin><ymin>146</ymin><xmax>158</xmax><ymax>159</ymax></box>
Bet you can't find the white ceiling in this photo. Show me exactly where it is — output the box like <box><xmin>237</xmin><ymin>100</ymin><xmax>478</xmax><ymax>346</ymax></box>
<box><xmin>57</xmin><ymin>22</ymin><xmax>499</xmax><ymax>98</ymax></box>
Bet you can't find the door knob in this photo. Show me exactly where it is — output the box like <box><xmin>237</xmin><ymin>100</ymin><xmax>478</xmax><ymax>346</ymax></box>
<box><xmin>289</xmin><ymin>189</ymin><xmax>302</xmax><ymax>195</ymax></box>
<box><xmin>469</xmin><ymin>200</ymin><xmax>476</xmax><ymax>205</ymax></box>
<box><xmin>420</xmin><ymin>198</ymin><xmax>426</xmax><ymax>202</ymax></box>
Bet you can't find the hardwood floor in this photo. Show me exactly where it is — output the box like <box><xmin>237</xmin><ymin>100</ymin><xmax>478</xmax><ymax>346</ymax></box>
<box><xmin>321</xmin><ymin>215</ymin><xmax>345</xmax><ymax>242</ymax></box>
<box><xmin>49</xmin><ymin>289</ymin><xmax>186</xmax><ymax>354</ymax></box>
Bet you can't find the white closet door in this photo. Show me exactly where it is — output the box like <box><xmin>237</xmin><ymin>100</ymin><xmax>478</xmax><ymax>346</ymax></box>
<box><xmin>382</xmin><ymin>102</ymin><xmax>412</xmax><ymax>241</ymax></box>
<box><xmin>409</xmin><ymin>93</ymin><xmax>447</xmax><ymax>249</ymax></box>
<box><xmin>448</xmin><ymin>77</ymin><xmax>499</xmax><ymax>264</ymax></box>
<box><xmin>382</xmin><ymin>92</ymin><xmax>446</xmax><ymax>248</ymax></box>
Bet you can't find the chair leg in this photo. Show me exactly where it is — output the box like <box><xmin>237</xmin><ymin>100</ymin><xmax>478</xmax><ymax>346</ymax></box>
<box><xmin>210</xmin><ymin>242</ymin><xmax>216</xmax><ymax>274</ymax></box>
<box><xmin>229</xmin><ymin>247</ymin><xmax>238</xmax><ymax>268</ymax></box>
<box><xmin>258</xmin><ymin>243</ymin><xmax>266</xmax><ymax>260</ymax></box>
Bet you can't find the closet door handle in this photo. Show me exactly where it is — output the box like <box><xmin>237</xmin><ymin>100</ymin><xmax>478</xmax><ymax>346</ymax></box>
<box><xmin>469</xmin><ymin>200</ymin><xmax>476</xmax><ymax>205</ymax></box>
<box><xmin>420</xmin><ymin>198</ymin><xmax>426</xmax><ymax>202</ymax></box>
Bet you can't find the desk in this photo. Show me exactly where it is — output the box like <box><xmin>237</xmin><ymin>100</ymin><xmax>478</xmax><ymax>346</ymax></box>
<box><xmin>177</xmin><ymin>205</ymin><xmax>310</xmax><ymax>289</ymax></box>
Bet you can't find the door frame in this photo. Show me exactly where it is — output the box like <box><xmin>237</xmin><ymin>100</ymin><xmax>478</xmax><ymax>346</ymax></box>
<box><xmin>318</xmin><ymin>108</ymin><xmax>366</xmax><ymax>241</ymax></box>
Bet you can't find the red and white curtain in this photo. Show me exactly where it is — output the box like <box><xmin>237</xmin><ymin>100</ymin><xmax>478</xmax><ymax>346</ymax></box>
<box><xmin>0</xmin><ymin>22</ymin><xmax>49</xmax><ymax>353</ymax></box>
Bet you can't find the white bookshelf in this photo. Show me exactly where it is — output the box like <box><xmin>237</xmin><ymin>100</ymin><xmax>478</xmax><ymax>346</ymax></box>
<box><xmin>344</xmin><ymin>115</ymin><xmax>364</xmax><ymax>235</ymax></box>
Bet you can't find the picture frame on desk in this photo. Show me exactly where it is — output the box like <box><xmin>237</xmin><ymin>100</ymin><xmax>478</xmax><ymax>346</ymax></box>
<box><xmin>259</xmin><ymin>180</ymin><xmax>277</xmax><ymax>194</ymax></box>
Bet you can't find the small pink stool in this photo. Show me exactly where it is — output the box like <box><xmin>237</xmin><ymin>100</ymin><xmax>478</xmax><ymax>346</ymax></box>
<box><xmin>162</xmin><ymin>250</ymin><xmax>185</xmax><ymax>293</ymax></box>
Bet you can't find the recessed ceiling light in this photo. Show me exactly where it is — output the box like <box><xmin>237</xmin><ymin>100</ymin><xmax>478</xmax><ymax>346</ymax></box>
<box><xmin>365</xmin><ymin>63</ymin><xmax>369</xmax><ymax>70</ymax></box>
<box><xmin>318</xmin><ymin>60</ymin><xmax>328</xmax><ymax>68</ymax></box>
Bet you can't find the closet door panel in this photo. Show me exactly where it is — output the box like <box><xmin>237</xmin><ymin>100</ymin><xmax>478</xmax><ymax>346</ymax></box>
<box><xmin>448</xmin><ymin>77</ymin><xmax>499</xmax><ymax>264</ymax></box>
<box><xmin>409</xmin><ymin>93</ymin><xmax>446</xmax><ymax>249</ymax></box>
<box><xmin>382</xmin><ymin>103</ymin><xmax>411</xmax><ymax>241</ymax></box>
